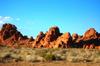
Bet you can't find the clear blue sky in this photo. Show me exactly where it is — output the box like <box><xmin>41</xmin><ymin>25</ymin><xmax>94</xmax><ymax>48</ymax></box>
<box><xmin>0</xmin><ymin>0</ymin><xmax>100</xmax><ymax>38</ymax></box>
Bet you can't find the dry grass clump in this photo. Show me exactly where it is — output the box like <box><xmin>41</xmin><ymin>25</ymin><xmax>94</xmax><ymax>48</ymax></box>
<box><xmin>0</xmin><ymin>46</ymin><xmax>100</xmax><ymax>63</ymax></box>
<box><xmin>66</xmin><ymin>49</ymin><xmax>100</xmax><ymax>63</ymax></box>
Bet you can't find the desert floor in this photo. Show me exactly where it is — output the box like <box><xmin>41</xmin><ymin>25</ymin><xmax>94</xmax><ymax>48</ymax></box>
<box><xmin>0</xmin><ymin>61</ymin><xmax>100</xmax><ymax>66</ymax></box>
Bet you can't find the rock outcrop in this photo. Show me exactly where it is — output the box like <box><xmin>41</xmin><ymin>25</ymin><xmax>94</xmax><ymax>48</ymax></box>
<box><xmin>43</xmin><ymin>26</ymin><xmax>61</xmax><ymax>48</ymax></box>
<box><xmin>83</xmin><ymin>28</ymin><xmax>98</xmax><ymax>40</ymax></box>
<box><xmin>72</xmin><ymin>33</ymin><xmax>78</xmax><ymax>41</ymax></box>
<box><xmin>0</xmin><ymin>23</ymin><xmax>22</xmax><ymax>46</ymax></box>
<box><xmin>0</xmin><ymin>23</ymin><xmax>100</xmax><ymax>49</ymax></box>
<box><xmin>0</xmin><ymin>23</ymin><xmax>22</xmax><ymax>40</ymax></box>
<box><xmin>53</xmin><ymin>32</ymin><xmax>72</xmax><ymax>48</ymax></box>
<box><xmin>82</xmin><ymin>28</ymin><xmax>99</xmax><ymax>49</ymax></box>
<box><xmin>32</xmin><ymin>31</ymin><xmax>45</xmax><ymax>48</ymax></box>
<box><xmin>0</xmin><ymin>23</ymin><xmax>34</xmax><ymax>48</ymax></box>
<box><xmin>32</xmin><ymin>26</ymin><xmax>61</xmax><ymax>48</ymax></box>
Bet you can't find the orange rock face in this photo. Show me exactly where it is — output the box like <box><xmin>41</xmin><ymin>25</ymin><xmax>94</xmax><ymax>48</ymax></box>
<box><xmin>32</xmin><ymin>26</ymin><xmax>61</xmax><ymax>48</ymax></box>
<box><xmin>0</xmin><ymin>23</ymin><xmax>100</xmax><ymax>49</ymax></box>
<box><xmin>0</xmin><ymin>23</ymin><xmax>34</xmax><ymax>48</ymax></box>
<box><xmin>0</xmin><ymin>23</ymin><xmax>22</xmax><ymax>46</ymax></box>
<box><xmin>72</xmin><ymin>33</ymin><xmax>78</xmax><ymax>41</ymax></box>
<box><xmin>53</xmin><ymin>32</ymin><xmax>72</xmax><ymax>48</ymax></box>
<box><xmin>32</xmin><ymin>31</ymin><xmax>45</xmax><ymax>48</ymax></box>
<box><xmin>43</xmin><ymin>26</ymin><xmax>61</xmax><ymax>47</ymax></box>
<box><xmin>82</xmin><ymin>28</ymin><xmax>99</xmax><ymax>49</ymax></box>
<box><xmin>83</xmin><ymin>28</ymin><xmax>98</xmax><ymax>40</ymax></box>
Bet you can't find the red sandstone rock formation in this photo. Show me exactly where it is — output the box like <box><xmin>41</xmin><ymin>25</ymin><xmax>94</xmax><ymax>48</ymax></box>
<box><xmin>53</xmin><ymin>32</ymin><xmax>72</xmax><ymax>48</ymax></box>
<box><xmin>72</xmin><ymin>33</ymin><xmax>78</xmax><ymax>41</ymax></box>
<box><xmin>32</xmin><ymin>31</ymin><xmax>45</xmax><ymax>48</ymax></box>
<box><xmin>32</xmin><ymin>26</ymin><xmax>61</xmax><ymax>48</ymax></box>
<box><xmin>83</xmin><ymin>28</ymin><xmax>98</xmax><ymax>40</ymax></box>
<box><xmin>0</xmin><ymin>23</ymin><xmax>22</xmax><ymax>46</ymax></box>
<box><xmin>0</xmin><ymin>23</ymin><xmax>34</xmax><ymax>48</ymax></box>
<box><xmin>82</xmin><ymin>28</ymin><xmax>99</xmax><ymax>49</ymax></box>
<box><xmin>43</xmin><ymin>26</ymin><xmax>61</xmax><ymax>48</ymax></box>
<box><xmin>72</xmin><ymin>33</ymin><xmax>82</xmax><ymax>43</ymax></box>
<box><xmin>0</xmin><ymin>23</ymin><xmax>100</xmax><ymax>49</ymax></box>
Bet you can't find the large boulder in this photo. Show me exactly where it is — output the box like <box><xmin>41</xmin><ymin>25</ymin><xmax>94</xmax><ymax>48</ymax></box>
<box><xmin>82</xmin><ymin>28</ymin><xmax>99</xmax><ymax>49</ymax></box>
<box><xmin>44</xmin><ymin>26</ymin><xmax>60</xmax><ymax>42</ymax></box>
<box><xmin>0</xmin><ymin>23</ymin><xmax>33</xmax><ymax>47</ymax></box>
<box><xmin>72</xmin><ymin>33</ymin><xmax>78</xmax><ymax>41</ymax></box>
<box><xmin>83</xmin><ymin>28</ymin><xmax>98</xmax><ymax>40</ymax></box>
<box><xmin>32</xmin><ymin>26</ymin><xmax>61</xmax><ymax>48</ymax></box>
<box><xmin>70</xmin><ymin>33</ymin><xmax>83</xmax><ymax>48</ymax></box>
<box><xmin>0</xmin><ymin>23</ymin><xmax>23</xmax><ymax>40</ymax></box>
<box><xmin>53</xmin><ymin>32</ymin><xmax>72</xmax><ymax>48</ymax></box>
<box><xmin>43</xmin><ymin>26</ymin><xmax>61</xmax><ymax>48</ymax></box>
<box><xmin>32</xmin><ymin>31</ymin><xmax>45</xmax><ymax>48</ymax></box>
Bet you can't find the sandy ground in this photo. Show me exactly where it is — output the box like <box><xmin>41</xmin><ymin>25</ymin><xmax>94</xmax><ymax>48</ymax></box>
<box><xmin>0</xmin><ymin>61</ymin><xmax>100</xmax><ymax>66</ymax></box>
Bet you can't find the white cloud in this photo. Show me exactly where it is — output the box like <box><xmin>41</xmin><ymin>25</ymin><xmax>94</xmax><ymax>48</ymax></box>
<box><xmin>4</xmin><ymin>16</ymin><xmax>11</xmax><ymax>19</ymax></box>
<box><xmin>0</xmin><ymin>16</ymin><xmax>21</xmax><ymax>24</ymax></box>
<box><xmin>0</xmin><ymin>16</ymin><xmax>13</xmax><ymax>24</ymax></box>
<box><xmin>0</xmin><ymin>16</ymin><xmax>21</xmax><ymax>28</ymax></box>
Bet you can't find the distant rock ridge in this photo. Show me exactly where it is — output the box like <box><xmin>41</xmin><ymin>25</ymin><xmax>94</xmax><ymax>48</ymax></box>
<box><xmin>0</xmin><ymin>23</ymin><xmax>100</xmax><ymax>49</ymax></box>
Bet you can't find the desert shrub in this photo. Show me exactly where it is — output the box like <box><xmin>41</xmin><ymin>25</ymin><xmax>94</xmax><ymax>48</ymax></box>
<box><xmin>36</xmin><ymin>56</ymin><xmax>44</xmax><ymax>62</ymax></box>
<box><xmin>0</xmin><ymin>47</ymin><xmax>100</xmax><ymax>63</ymax></box>
<box><xmin>25</xmin><ymin>55</ymin><xmax>37</xmax><ymax>62</ymax></box>
<box><xmin>93</xmin><ymin>57</ymin><xmax>100</xmax><ymax>63</ymax></box>
<box><xmin>43</xmin><ymin>53</ymin><xmax>56</xmax><ymax>61</ymax></box>
<box><xmin>35</xmin><ymin>48</ymin><xmax>48</xmax><ymax>56</ymax></box>
<box><xmin>0</xmin><ymin>53</ymin><xmax>13</xmax><ymax>63</ymax></box>
<box><xmin>54</xmin><ymin>54</ymin><xmax>63</xmax><ymax>60</ymax></box>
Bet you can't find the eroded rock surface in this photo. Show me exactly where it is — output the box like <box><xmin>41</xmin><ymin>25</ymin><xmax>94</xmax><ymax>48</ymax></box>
<box><xmin>0</xmin><ymin>23</ymin><xmax>100</xmax><ymax>49</ymax></box>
